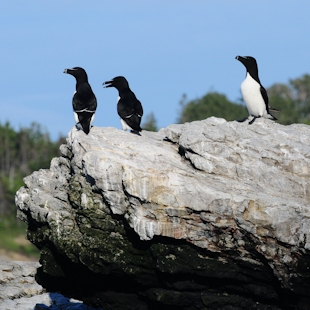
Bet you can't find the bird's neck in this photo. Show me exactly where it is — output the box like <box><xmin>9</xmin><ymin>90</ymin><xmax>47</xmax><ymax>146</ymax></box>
<box><xmin>118</xmin><ymin>87</ymin><xmax>130</xmax><ymax>96</ymax></box>
<box><xmin>76</xmin><ymin>79</ymin><xmax>88</xmax><ymax>89</ymax></box>
<box><xmin>247</xmin><ymin>69</ymin><xmax>260</xmax><ymax>84</ymax></box>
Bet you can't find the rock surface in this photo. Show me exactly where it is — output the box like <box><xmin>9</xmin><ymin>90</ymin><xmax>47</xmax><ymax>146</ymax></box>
<box><xmin>15</xmin><ymin>118</ymin><xmax>310</xmax><ymax>309</ymax></box>
<box><xmin>0</xmin><ymin>260</ymin><xmax>102</xmax><ymax>310</ymax></box>
<box><xmin>0</xmin><ymin>260</ymin><xmax>47</xmax><ymax>309</ymax></box>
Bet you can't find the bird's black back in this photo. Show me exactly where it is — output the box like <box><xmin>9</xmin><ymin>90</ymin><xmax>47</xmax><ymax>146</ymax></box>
<box><xmin>73</xmin><ymin>83</ymin><xmax>97</xmax><ymax>112</ymax></box>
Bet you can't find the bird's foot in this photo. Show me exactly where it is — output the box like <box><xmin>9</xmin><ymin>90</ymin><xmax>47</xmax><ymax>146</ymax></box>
<box><xmin>75</xmin><ymin>123</ymin><xmax>83</xmax><ymax>131</ymax></box>
<box><xmin>248</xmin><ymin>116</ymin><xmax>261</xmax><ymax>125</ymax></box>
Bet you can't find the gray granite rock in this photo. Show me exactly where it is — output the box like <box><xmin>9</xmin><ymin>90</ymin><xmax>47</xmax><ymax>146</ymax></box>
<box><xmin>0</xmin><ymin>261</ymin><xmax>47</xmax><ymax>309</ymax></box>
<box><xmin>15</xmin><ymin>118</ymin><xmax>310</xmax><ymax>309</ymax></box>
<box><xmin>0</xmin><ymin>260</ymin><xmax>102</xmax><ymax>309</ymax></box>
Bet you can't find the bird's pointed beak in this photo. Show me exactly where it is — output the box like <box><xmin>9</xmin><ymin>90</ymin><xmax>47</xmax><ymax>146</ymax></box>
<box><xmin>64</xmin><ymin>68</ymin><xmax>78</xmax><ymax>74</ymax></box>
<box><xmin>103</xmin><ymin>80</ymin><xmax>113</xmax><ymax>88</ymax></box>
<box><xmin>236</xmin><ymin>55</ymin><xmax>247</xmax><ymax>61</ymax></box>
<box><xmin>236</xmin><ymin>55</ymin><xmax>246</xmax><ymax>61</ymax></box>
<box><xmin>235</xmin><ymin>56</ymin><xmax>247</xmax><ymax>66</ymax></box>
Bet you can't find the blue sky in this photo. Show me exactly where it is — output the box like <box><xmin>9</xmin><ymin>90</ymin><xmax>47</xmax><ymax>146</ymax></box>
<box><xmin>1</xmin><ymin>1</ymin><xmax>310</xmax><ymax>140</ymax></box>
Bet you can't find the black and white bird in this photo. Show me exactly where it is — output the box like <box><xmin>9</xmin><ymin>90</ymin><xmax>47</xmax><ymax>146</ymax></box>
<box><xmin>64</xmin><ymin>67</ymin><xmax>97</xmax><ymax>134</ymax></box>
<box><xmin>235</xmin><ymin>56</ymin><xmax>278</xmax><ymax>125</ymax></box>
<box><xmin>103</xmin><ymin>76</ymin><xmax>143</xmax><ymax>134</ymax></box>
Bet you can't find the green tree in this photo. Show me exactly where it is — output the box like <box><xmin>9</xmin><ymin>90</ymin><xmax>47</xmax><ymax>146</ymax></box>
<box><xmin>267</xmin><ymin>74</ymin><xmax>310</xmax><ymax>125</ymax></box>
<box><xmin>0</xmin><ymin>121</ymin><xmax>65</xmax><ymax>216</ymax></box>
<box><xmin>289</xmin><ymin>74</ymin><xmax>310</xmax><ymax>123</ymax></box>
<box><xmin>178</xmin><ymin>91</ymin><xmax>247</xmax><ymax>123</ymax></box>
<box><xmin>267</xmin><ymin>84</ymin><xmax>299</xmax><ymax>125</ymax></box>
<box><xmin>142</xmin><ymin>112</ymin><xmax>158</xmax><ymax>131</ymax></box>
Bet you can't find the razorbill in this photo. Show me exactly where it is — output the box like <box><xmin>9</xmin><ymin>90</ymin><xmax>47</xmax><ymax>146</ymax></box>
<box><xmin>235</xmin><ymin>56</ymin><xmax>277</xmax><ymax>124</ymax></box>
<box><xmin>64</xmin><ymin>67</ymin><xmax>97</xmax><ymax>134</ymax></box>
<box><xmin>103</xmin><ymin>76</ymin><xmax>143</xmax><ymax>134</ymax></box>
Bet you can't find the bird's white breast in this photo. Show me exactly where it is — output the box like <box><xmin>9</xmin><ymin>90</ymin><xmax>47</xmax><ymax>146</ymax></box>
<box><xmin>241</xmin><ymin>73</ymin><xmax>266</xmax><ymax>117</ymax></box>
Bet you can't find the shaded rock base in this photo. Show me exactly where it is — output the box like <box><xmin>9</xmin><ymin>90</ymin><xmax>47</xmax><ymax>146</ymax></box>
<box><xmin>35</xmin><ymin>234</ymin><xmax>305</xmax><ymax>310</ymax></box>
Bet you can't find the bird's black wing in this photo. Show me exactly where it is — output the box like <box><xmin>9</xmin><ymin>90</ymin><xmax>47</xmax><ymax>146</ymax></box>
<box><xmin>260</xmin><ymin>85</ymin><xmax>277</xmax><ymax>120</ymax></box>
<box><xmin>118</xmin><ymin>92</ymin><xmax>143</xmax><ymax>131</ymax></box>
<box><xmin>260</xmin><ymin>85</ymin><xmax>270</xmax><ymax>112</ymax></box>
<box><xmin>85</xmin><ymin>95</ymin><xmax>97</xmax><ymax>112</ymax></box>
<box><xmin>134</xmin><ymin>97</ymin><xmax>143</xmax><ymax>119</ymax></box>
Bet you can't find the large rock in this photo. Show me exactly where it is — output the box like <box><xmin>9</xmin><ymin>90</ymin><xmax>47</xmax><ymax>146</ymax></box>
<box><xmin>15</xmin><ymin>118</ymin><xmax>310</xmax><ymax>309</ymax></box>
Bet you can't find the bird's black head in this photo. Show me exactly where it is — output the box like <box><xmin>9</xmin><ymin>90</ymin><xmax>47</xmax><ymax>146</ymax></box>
<box><xmin>103</xmin><ymin>76</ymin><xmax>129</xmax><ymax>91</ymax></box>
<box><xmin>64</xmin><ymin>67</ymin><xmax>88</xmax><ymax>82</ymax></box>
<box><xmin>235</xmin><ymin>56</ymin><xmax>258</xmax><ymax>73</ymax></box>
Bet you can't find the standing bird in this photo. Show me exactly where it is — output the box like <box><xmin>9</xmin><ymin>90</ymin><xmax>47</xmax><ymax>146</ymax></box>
<box><xmin>235</xmin><ymin>56</ymin><xmax>278</xmax><ymax>125</ymax></box>
<box><xmin>103</xmin><ymin>76</ymin><xmax>143</xmax><ymax>134</ymax></box>
<box><xmin>64</xmin><ymin>67</ymin><xmax>97</xmax><ymax>134</ymax></box>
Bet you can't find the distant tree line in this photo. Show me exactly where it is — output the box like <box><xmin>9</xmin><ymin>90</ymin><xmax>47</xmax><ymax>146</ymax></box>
<box><xmin>143</xmin><ymin>74</ymin><xmax>310</xmax><ymax>131</ymax></box>
<box><xmin>0</xmin><ymin>122</ymin><xmax>65</xmax><ymax>216</ymax></box>
<box><xmin>267</xmin><ymin>74</ymin><xmax>310</xmax><ymax>125</ymax></box>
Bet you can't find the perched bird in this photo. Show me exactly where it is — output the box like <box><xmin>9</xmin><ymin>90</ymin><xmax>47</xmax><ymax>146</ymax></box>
<box><xmin>235</xmin><ymin>56</ymin><xmax>278</xmax><ymax>124</ymax></box>
<box><xmin>103</xmin><ymin>76</ymin><xmax>143</xmax><ymax>134</ymax></box>
<box><xmin>64</xmin><ymin>67</ymin><xmax>97</xmax><ymax>134</ymax></box>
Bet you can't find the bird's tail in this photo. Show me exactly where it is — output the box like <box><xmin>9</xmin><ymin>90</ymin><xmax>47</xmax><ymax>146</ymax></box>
<box><xmin>80</xmin><ymin>121</ymin><xmax>91</xmax><ymax>134</ymax></box>
<box><xmin>77</xmin><ymin>112</ymin><xmax>94</xmax><ymax>134</ymax></box>
<box><xmin>130</xmin><ymin>125</ymin><xmax>142</xmax><ymax>135</ymax></box>
<box><xmin>267</xmin><ymin>112</ymin><xmax>277</xmax><ymax>121</ymax></box>
<box><xmin>136</xmin><ymin>125</ymin><xmax>143</xmax><ymax>132</ymax></box>
<box><xmin>268</xmin><ymin>105</ymin><xmax>279</xmax><ymax>112</ymax></box>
